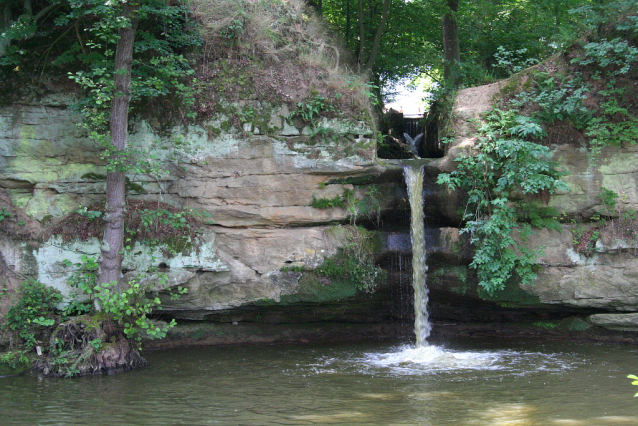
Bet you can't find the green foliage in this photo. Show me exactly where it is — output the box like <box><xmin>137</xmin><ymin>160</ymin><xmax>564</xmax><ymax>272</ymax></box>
<box><xmin>221</xmin><ymin>11</ymin><xmax>247</xmax><ymax>41</ymax></box>
<box><xmin>64</xmin><ymin>255</ymin><xmax>186</xmax><ymax>341</ymax></box>
<box><xmin>311</xmin><ymin>186</ymin><xmax>382</xmax><ymax>226</ymax></box>
<box><xmin>570</xmin><ymin>188</ymin><xmax>638</xmax><ymax>256</ymax></box>
<box><xmin>88</xmin><ymin>338</ymin><xmax>103</xmax><ymax>352</ymax></box>
<box><xmin>519</xmin><ymin>204</ymin><xmax>562</xmax><ymax>232</ymax></box>
<box><xmin>600</xmin><ymin>187</ymin><xmax>619</xmax><ymax>213</ymax></box>
<box><xmin>493</xmin><ymin>46</ymin><xmax>538</xmax><ymax>75</ymax></box>
<box><xmin>312</xmin><ymin>195</ymin><xmax>345</xmax><ymax>209</ymax></box>
<box><xmin>93</xmin><ymin>279</ymin><xmax>177</xmax><ymax>341</ymax></box>
<box><xmin>5</xmin><ymin>0</ymin><xmax>200</xmax><ymax>175</ymax></box>
<box><xmin>2</xmin><ymin>0</ymin><xmax>200</xmax><ymax>112</ymax></box>
<box><xmin>0</xmin><ymin>350</ymin><xmax>31</xmax><ymax>376</ymax></box>
<box><xmin>138</xmin><ymin>208</ymin><xmax>188</xmax><ymax>231</ymax></box>
<box><xmin>288</xmin><ymin>92</ymin><xmax>336</xmax><ymax>124</ymax></box>
<box><xmin>512</xmin><ymin>72</ymin><xmax>591</xmax><ymax>127</ymax></box>
<box><xmin>318</xmin><ymin>226</ymin><xmax>384</xmax><ymax>293</ymax></box>
<box><xmin>126</xmin><ymin>207</ymin><xmax>192</xmax><ymax>255</ymax></box>
<box><xmin>585</xmin><ymin>92</ymin><xmax>638</xmax><ymax>158</ymax></box>
<box><xmin>628</xmin><ymin>374</ymin><xmax>638</xmax><ymax>397</ymax></box>
<box><xmin>359</xmin><ymin>185</ymin><xmax>383</xmax><ymax>227</ymax></box>
<box><xmin>324</xmin><ymin>0</ymin><xmax>442</xmax><ymax>89</ymax></box>
<box><xmin>323</xmin><ymin>0</ymin><xmax>583</xmax><ymax>91</ymax></box>
<box><xmin>0</xmin><ymin>207</ymin><xmax>11</xmax><ymax>221</ymax></box>
<box><xmin>309</xmin><ymin>127</ymin><xmax>341</xmax><ymax>144</ymax></box>
<box><xmin>62</xmin><ymin>255</ymin><xmax>99</xmax><ymax>317</ymax></box>
<box><xmin>532</xmin><ymin>321</ymin><xmax>559</xmax><ymax>330</ymax></box>
<box><xmin>437</xmin><ymin>108</ymin><xmax>568</xmax><ymax>295</ymax></box>
<box><xmin>318</xmin><ymin>247</ymin><xmax>381</xmax><ymax>292</ymax></box>
<box><xmin>4</xmin><ymin>280</ymin><xmax>63</xmax><ymax>350</ymax></box>
<box><xmin>345</xmin><ymin>77</ymin><xmax>380</xmax><ymax>107</ymax></box>
<box><xmin>76</xmin><ymin>206</ymin><xmax>103</xmax><ymax>221</ymax></box>
<box><xmin>573</xmin><ymin>38</ymin><xmax>638</xmax><ymax>76</ymax></box>
<box><xmin>567</xmin><ymin>318</ymin><xmax>590</xmax><ymax>332</ymax></box>
<box><xmin>445</xmin><ymin>3</ymin><xmax>638</xmax><ymax>284</ymax></box>
<box><xmin>569</xmin><ymin>8</ymin><xmax>638</xmax><ymax>158</ymax></box>
<box><xmin>507</xmin><ymin>4</ymin><xmax>638</xmax><ymax>161</ymax></box>
<box><xmin>342</xmin><ymin>188</ymin><xmax>358</xmax><ymax>224</ymax></box>
<box><xmin>512</xmin><ymin>64</ymin><xmax>638</xmax><ymax>160</ymax></box>
<box><xmin>278</xmin><ymin>272</ymin><xmax>358</xmax><ymax>304</ymax></box>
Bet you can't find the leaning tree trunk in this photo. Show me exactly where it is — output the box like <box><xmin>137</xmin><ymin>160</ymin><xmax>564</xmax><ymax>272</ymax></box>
<box><xmin>364</xmin><ymin>0</ymin><xmax>391</xmax><ymax>73</ymax></box>
<box><xmin>442</xmin><ymin>0</ymin><xmax>461</xmax><ymax>85</ymax></box>
<box><xmin>98</xmin><ymin>2</ymin><xmax>139</xmax><ymax>293</ymax></box>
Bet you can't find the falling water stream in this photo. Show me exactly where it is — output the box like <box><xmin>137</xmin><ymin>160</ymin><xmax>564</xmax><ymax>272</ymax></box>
<box><xmin>404</xmin><ymin>165</ymin><xmax>430</xmax><ymax>347</ymax></box>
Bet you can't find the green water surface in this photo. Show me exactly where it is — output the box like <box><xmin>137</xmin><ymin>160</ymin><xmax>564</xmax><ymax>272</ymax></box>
<box><xmin>2</xmin><ymin>337</ymin><xmax>638</xmax><ymax>425</ymax></box>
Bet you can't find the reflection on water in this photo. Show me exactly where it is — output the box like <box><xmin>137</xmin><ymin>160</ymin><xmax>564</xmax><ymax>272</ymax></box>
<box><xmin>2</xmin><ymin>338</ymin><xmax>638</xmax><ymax>425</ymax></box>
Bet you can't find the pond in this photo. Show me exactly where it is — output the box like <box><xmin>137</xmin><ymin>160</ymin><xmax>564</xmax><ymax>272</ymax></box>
<box><xmin>2</xmin><ymin>336</ymin><xmax>638</xmax><ymax>425</ymax></box>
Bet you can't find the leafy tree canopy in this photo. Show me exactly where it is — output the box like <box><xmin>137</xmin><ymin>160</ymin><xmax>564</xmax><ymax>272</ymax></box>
<box><xmin>0</xmin><ymin>0</ymin><xmax>199</xmax><ymax>108</ymax></box>
<box><xmin>321</xmin><ymin>0</ymin><xmax>594</xmax><ymax>98</ymax></box>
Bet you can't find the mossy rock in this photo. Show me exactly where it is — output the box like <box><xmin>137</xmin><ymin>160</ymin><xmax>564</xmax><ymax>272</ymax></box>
<box><xmin>279</xmin><ymin>272</ymin><xmax>358</xmax><ymax>304</ymax></box>
<box><xmin>478</xmin><ymin>280</ymin><xmax>541</xmax><ymax>306</ymax></box>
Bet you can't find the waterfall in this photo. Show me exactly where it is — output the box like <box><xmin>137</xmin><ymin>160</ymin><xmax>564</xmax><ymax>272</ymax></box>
<box><xmin>404</xmin><ymin>165</ymin><xmax>430</xmax><ymax>347</ymax></box>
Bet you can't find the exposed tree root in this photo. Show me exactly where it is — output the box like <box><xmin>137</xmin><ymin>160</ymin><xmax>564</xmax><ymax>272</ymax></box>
<box><xmin>35</xmin><ymin>315</ymin><xmax>148</xmax><ymax>377</ymax></box>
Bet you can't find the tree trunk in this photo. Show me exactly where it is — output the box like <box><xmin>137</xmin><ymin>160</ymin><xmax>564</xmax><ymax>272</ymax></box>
<box><xmin>364</xmin><ymin>0</ymin><xmax>391</xmax><ymax>72</ymax></box>
<box><xmin>345</xmin><ymin>0</ymin><xmax>351</xmax><ymax>42</ymax></box>
<box><xmin>98</xmin><ymin>2</ymin><xmax>139</xmax><ymax>293</ymax></box>
<box><xmin>357</xmin><ymin>0</ymin><xmax>366</xmax><ymax>71</ymax></box>
<box><xmin>442</xmin><ymin>0</ymin><xmax>460</xmax><ymax>85</ymax></box>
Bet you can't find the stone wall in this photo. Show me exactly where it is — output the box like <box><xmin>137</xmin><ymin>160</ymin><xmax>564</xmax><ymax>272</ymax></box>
<box><xmin>0</xmin><ymin>93</ymin><xmax>399</xmax><ymax>319</ymax></box>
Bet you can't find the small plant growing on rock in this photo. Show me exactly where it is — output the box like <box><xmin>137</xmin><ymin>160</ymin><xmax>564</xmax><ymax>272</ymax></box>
<box><xmin>76</xmin><ymin>206</ymin><xmax>103</xmax><ymax>221</ymax></box>
<box><xmin>3</xmin><ymin>279</ymin><xmax>63</xmax><ymax>351</ymax></box>
<box><xmin>288</xmin><ymin>92</ymin><xmax>336</xmax><ymax>124</ymax></box>
<box><xmin>0</xmin><ymin>207</ymin><xmax>10</xmax><ymax>222</ymax></box>
<box><xmin>318</xmin><ymin>226</ymin><xmax>384</xmax><ymax>293</ymax></box>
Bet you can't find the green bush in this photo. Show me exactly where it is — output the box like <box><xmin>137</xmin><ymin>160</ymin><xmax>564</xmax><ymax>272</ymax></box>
<box><xmin>437</xmin><ymin>109</ymin><xmax>567</xmax><ymax>295</ymax></box>
<box><xmin>4</xmin><ymin>280</ymin><xmax>62</xmax><ymax>350</ymax></box>
<box><xmin>0</xmin><ymin>350</ymin><xmax>31</xmax><ymax>376</ymax></box>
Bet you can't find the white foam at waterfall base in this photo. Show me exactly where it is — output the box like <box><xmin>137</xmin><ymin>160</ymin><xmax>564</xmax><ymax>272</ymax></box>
<box><xmin>366</xmin><ymin>344</ymin><xmax>500</xmax><ymax>371</ymax></box>
<box><xmin>356</xmin><ymin>344</ymin><xmax>578</xmax><ymax>376</ymax></box>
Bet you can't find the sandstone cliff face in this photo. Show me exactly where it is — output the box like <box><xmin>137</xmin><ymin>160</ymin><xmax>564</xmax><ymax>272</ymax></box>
<box><xmin>6</xmin><ymin>79</ymin><xmax>638</xmax><ymax>333</ymax></box>
<box><xmin>0</xmin><ymin>93</ymin><xmax>394</xmax><ymax>319</ymax></box>
<box><xmin>422</xmin><ymin>82</ymin><xmax>638</xmax><ymax>330</ymax></box>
